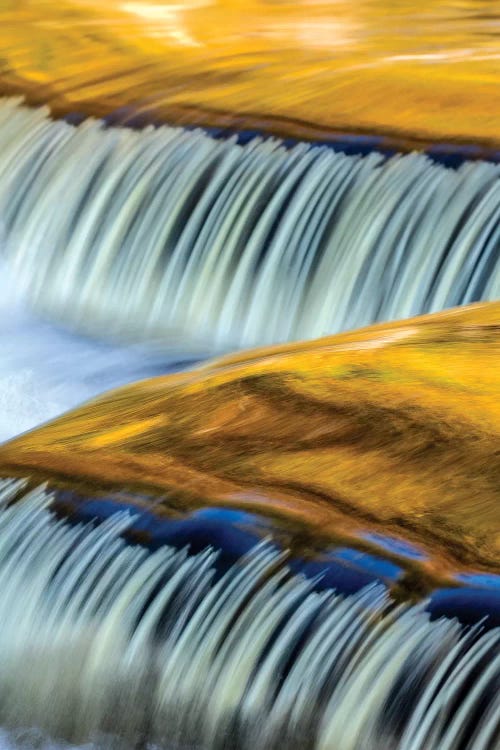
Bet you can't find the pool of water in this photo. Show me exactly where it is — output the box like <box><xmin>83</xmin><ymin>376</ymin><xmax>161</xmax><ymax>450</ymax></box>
<box><xmin>0</xmin><ymin>263</ymin><xmax>201</xmax><ymax>443</ymax></box>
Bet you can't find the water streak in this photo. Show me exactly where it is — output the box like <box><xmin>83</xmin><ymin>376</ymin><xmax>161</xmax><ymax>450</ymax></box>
<box><xmin>0</xmin><ymin>251</ymin><xmax>202</xmax><ymax>441</ymax></box>
<box><xmin>0</xmin><ymin>479</ymin><xmax>497</xmax><ymax>749</ymax></box>
<box><xmin>0</xmin><ymin>99</ymin><xmax>498</xmax><ymax>350</ymax></box>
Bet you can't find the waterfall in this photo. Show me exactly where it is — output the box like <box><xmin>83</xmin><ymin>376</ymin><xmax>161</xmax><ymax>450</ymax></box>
<box><xmin>0</xmin><ymin>479</ymin><xmax>498</xmax><ymax>750</ymax></box>
<box><xmin>0</xmin><ymin>98</ymin><xmax>498</xmax><ymax>351</ymax></box>
<box><xmin>0</xmin><ymin>97</ymin><xmax>499</xmax><ymax>750</ymax></box>
<box><xmin>0</xmin><ymin>257</ymin><xmax>200</xmax><ymax>442</ymax></box>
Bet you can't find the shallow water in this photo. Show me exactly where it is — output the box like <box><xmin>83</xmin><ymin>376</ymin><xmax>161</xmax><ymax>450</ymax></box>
<box><xmin>0</xmin><ymin>263</ymin><xmax>200</xmax><ymax>442</ymax></box>
<box><xmin>0</xmin><ymin>273</ymin><xmax>200</xmax><ymax>747</ymax></box>
<box><xmin>2</xmin><ymin>101</ymin><xmax>498</xmax><ymax>352</ymax></box>
<box><xmin>0</xmin><ymin>729</ymin><xmax>93</xmax><ymax>750</ymax></box>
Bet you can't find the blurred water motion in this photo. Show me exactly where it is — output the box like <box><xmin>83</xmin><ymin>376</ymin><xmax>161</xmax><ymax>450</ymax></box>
<box><xmin>1</xmin><ymin>100</ymin><xmax>498</xmax><ymax>352</ymax></box>
<box><xmin>0</xmin><ymin>262</ymin><xmax>199</xmax><ymax>441</ymax></box>
<box><xmin>0</xmin><ymin>1</ymin><xmax>499</xmax><ymax>147</ymax></box>
<box><xmin>0</xmin><ymin>1</ymin><xmax>498</xmax><ymax>748</ymax></box>
<box><xmin>3</xmin><ymin>302</ymin><xmax>498</xmax><ymax>594</ymax></box>
<box><xmin>0</xmin><ymin>480</ymin><xmax>497</xmax><ymax>750</ymax></box>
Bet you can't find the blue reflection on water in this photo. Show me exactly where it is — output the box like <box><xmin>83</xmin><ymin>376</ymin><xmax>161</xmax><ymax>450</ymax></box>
<box><xmin>289</xmin><ymin>547</ymin><xmax>402</xmax><ymax>597</ymax></box>
<box><xmin>57</xmin><ymin>495</ymin><xmax>500</xmax><ymax>626</ymax></box>
<box><xmin>62</xmin><ymin>497</ymin><xmax>403</xmax><ymax>595</ymax></box>
<box><xmin>456</xmin><ymin>572</ymin><xmax>500</xmax><ymax>589</ymax></box>
<box><xmin>361</xmin><ymin>531</ymin><xmax>427</xmax><ymax>561</ymax></box>
<box><xmin>429</xmin><ymin>588</ymin><xmax>500</xmax><ymax>627</ymax></box>
<box><xmin>334</xmin><ymin>548</ymin><xmax>402</xmax><ymax>580</ymax></box>
<box><xmin>63</xmin><ymin>498</ymin><xmax>269</xmax><ymax>575</ymax></box>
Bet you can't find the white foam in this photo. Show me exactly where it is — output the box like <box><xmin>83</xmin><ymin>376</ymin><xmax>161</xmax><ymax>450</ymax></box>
<box><xmin>0</xmin><ymin>98</ymin><xmax>498</xmax><ymax>350</ymax></box>
<box><xmin>0</xmin><ymin>260</ymin><xmax>198</xmax><ymax>442</ymax></box>
<box><xmin>0</xmin><ymin>481</ymin><xmax>497</xmax><ymax>749</ymax></box>
<box><xmin>0</xmin><ymin>728</ymin><xmax>94</xmax><ymax>750</ymax></box>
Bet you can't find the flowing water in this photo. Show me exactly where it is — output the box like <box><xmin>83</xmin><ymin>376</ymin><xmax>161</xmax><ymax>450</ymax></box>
<box><xmin>0</xmin><ymin>480</ymin><xmax>498</xmax><ymax>750</ymax></box>
<box><xmin>0</xmin><ymin>257</ymin><xmax>202</xmax><ymax>442</ymax></box>
<box><xmin>0</xmin><ymin>98</ymin><xmax>498</xmax><ymax>351</ymax></box>
<box><xmin>0</xmin><ymin>100</ymin><xmax>498</xmax><ymax>749</ymax></box>
<box><xmin>0</xmin><ymin>289</ymin><xmax>198</xmax><ymax>443</ymax></box>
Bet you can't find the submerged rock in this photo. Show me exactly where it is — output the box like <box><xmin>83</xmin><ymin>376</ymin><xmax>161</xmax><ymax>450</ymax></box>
<box><xmin>0</xmin><ymin>302</ymin><xmax>498</xmax><ymax>601</ymax></box>
<box><xmin>0</xmin><ymin>1</ymin><xmax>499</xmax><ymax>150</ymax></box>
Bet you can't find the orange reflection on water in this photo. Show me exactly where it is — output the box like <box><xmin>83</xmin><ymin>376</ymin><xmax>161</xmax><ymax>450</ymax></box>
<box><xmin>0</xmin><ymin>0</ymin><xmax>499</xmax><ymax>146</ymax></box>
<box><xmin>1</xmin><ymin>302</ymin><xmax>499</xmax><ymax>603</ymax></box>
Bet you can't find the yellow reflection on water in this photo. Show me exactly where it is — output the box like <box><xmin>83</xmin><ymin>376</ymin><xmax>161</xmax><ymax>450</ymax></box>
<box><xmin>0</xmin><ymin>0</ymin><xmax>498</xmax><ymax>145</ymax></box>
<box><xmin>1</xmin><ymin>302</ymin><xmax>499</xmax><ymax>600</ymax></box>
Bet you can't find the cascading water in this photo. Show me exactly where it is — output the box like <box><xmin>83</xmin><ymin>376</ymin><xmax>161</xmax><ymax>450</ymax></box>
<box><xmin>0</xmin><ymin>480</ymin><xmax>498</xmax><ymax>750</ymax></box>
<box><xmin>0</xmin><ymin>96</ymin><xmax>498</xmax><ymax>750</ymax></box>
<box><xmin>0</xmin><ymin>98</ymin><xmax>498</xmax><ymax>351</ymax></box>
<box><xmin>0</xmin><ymin>259</ymin><xmax>199</xmax><ymax>441</ymax></box>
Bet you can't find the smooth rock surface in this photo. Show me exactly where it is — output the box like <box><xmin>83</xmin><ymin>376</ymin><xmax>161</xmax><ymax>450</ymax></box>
<box><xmin>0</xmin><ymin>1</ymin><xmax>499</xmax><ymax>149</ymax></box>
<box><xmin>1</xmin><ymin>302</ymin><xmax>498</xmax><ymax>600</ymax></box>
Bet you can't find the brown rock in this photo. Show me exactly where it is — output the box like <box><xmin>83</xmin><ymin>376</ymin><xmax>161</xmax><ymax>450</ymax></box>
<box><xmin>0</xmin><ymin>302</ymin><xmax>498</xmax><ymax>598</ymax></box>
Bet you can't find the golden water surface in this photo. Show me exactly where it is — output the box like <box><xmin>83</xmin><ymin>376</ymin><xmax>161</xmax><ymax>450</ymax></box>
<box><xmin>1</xmin><ymin>302</ymin><xmax>499</xmax><ymax>599</ymax></box>
<box><xmin>0</xmin><ymin>0</ymin><xmax>499</xmax><ymax>146</ymax></box>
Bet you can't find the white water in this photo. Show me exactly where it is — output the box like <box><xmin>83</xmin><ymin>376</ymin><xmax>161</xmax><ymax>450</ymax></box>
<box><xmin>0</xmin><ymin>262</ymin><xmax>198</xmax><ymax>442</ymax></box>
<box><xmin>0</xmin><ymin>480</ymin><xmax>498</xmax><ymax>750</ymax></box>
<box><xmin>0</xmin><ymin>98</ymin><xmax>498</xmax><ymax>351</ymax></box>
<box><xmin>0</xmin><ymin>99</ymin><xmax>498</xmax><ymax>750</ymax></box>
